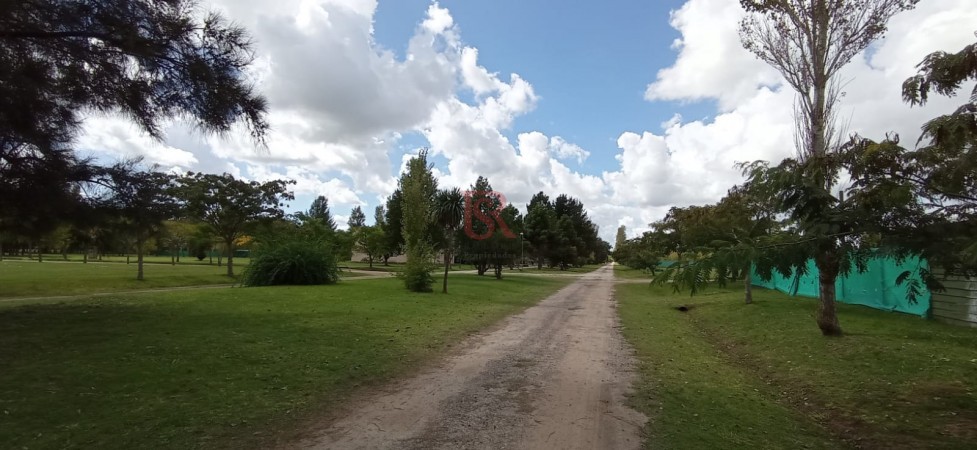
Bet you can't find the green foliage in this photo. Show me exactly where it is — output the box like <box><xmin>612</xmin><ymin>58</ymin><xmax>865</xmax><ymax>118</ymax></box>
<box><xmin>519</xmin><ymin>191</ymin><xmax>607</xmax><ymax>270</ymax></box>
<box><xmin>0</xmin><ymin>1</ymin><xmax>268</xmax><ymax>244</ymax></box>
<box><xmin>432</xmin><ymin>188</ymin><xmax>465</xmax><ymax>292</ymax></box>
<box><xmin>0</xmin><ymin>0</ymin><xmax>268</xmax><ymax>148</ymax></box>
<box><xmin>92</xmin><ymin>162</ymin><xmax>181</xmax><ymax>280</ymax></box>
<box><xmin>399</xmin><ymin>258</ymin><xmax>435</xmax><ymax>292</ymax></box>
<box><xmin>355</xmin><ymin>225</ymin><xmax>387</xmax><ymax>268</ymax></box>
<box><xmin>400</xmin><ymin>150</ymin><xmax>437</xmax><ymax>292</ymax></box>
<box><xmin>383</xmin><ymin>189</ymin><xmax>405</xmax><ymax>259</ymax></box>
<box><xmin>524</xmin><ymin>198</ymin><xmax>557</xmax><ymax>268</ymax></box>
<box><xmin>840</xmin><ymin>37</ymin><xmax>977</xmax><ymax>277</ymax></box>
<box><xmin>241</xmin><ymin>232</ymin><xmax>339</xmax><ymax>287</ymax></box>
<box><xmin>305</xmin><ymin>195</ymin><xmax>337</xmax><ymax>231</ymax></box>
<box><xmin>347</xmin><ymin>205</ymin><xmax>366</xmax><ymax>229</ymax></box>
<box><xmin>177</xmin><ymin>172</ymin><xmax>294</xmax><ymax>277</ymax></box>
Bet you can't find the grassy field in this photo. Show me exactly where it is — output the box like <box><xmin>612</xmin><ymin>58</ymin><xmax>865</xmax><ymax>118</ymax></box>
<box><xmin>0</xmin><ymin>261</ymin><xmax>244</xmax><ymax>298</ymax></box>
<box><xmin>1</xmin><ymin>253</ymin><xmax>251</xmax><ymax>266</ymax></box>
<box><xmin>615</xmin><ymin>266</ymin><xmax>977</xmax><ymax>449</ymax></box>
<box><xmin>611</xmin><ymin>264</ymin><xmax>655</xmax><ymax>279</ymax></box>
<box><xmin>518</xmin><ymin>264</ymin><xmax>603</xmax><ymax>274</ymax></box>
<box><xmin>345</xmin><ymin>260</ymin><xmax>472</xmax><ymax>272</ymax></box>
<box><xmin>0</xmin><ymin>274</ymin><xmax>573</xmax><ymax>449</ymax></box>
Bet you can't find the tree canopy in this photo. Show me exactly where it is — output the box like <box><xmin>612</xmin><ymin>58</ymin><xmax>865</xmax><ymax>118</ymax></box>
<box><xmin>177</xmin><ymin>173</ymin><xmax>294</xmax><ymax>277</ymax></box>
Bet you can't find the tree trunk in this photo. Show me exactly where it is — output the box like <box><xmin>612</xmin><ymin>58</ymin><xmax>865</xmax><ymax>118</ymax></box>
<box><xmin>442</xmin><ymin>250</ymin><xmax>451</xmax><ymax>294</ymax></box>
<box><xmin>744</xmin><ymin>270</ymin><xmax>753</xmax><ymax>305</ymax></box>
<box><xmin>38</xmin><ymin>246</ymin><xmax>42</xmax><ymax>262</ymax></box>
<box><xmin>494</xmin><ymin>263</ymin><xmax>503</xmax><ymax>279</ymax></box>
<box><xmin>815</xmin><ymin>252</ymin><xmax>843</xmax><ymax>336</ymax></box>
<box><xmin>136</xmin><ymin>240</ymin><xmax>145</xmax><ymax>281</ymax></box>
<box><xmin>225</xmin><ymin>238</ymin><xmax>235</xmax><ymax>277</ymax></box>
<box><xmin>369</xmin><ymin>256</ymin><xmax>374</xmax><ymax>269</ymax></box>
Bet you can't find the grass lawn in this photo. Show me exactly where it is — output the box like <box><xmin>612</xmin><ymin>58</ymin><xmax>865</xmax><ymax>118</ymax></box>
<box><xmin>0</xmin><ymin>261</ymin><xmax>240</xmax><ymax>298</ymax></box>
<box><xmin>1</xmin><ymin>253</ymin><xmax>251</xmax><ymax>266</ymax></box>
<box><xmin>344</xmin><ymin>260</ymin><xmax>403</xmax><ymax>272</ymax></box>
<box><xmin>612</xmin><ymin>264</ymin><xmax>655</xmax><ymax>280</ymax></box>
<box><xmin>344</xmin><ymin>260</ymin><xmax>469</xmax><ymax>272</ymax></box>
<box><xmin>616</xmin><ymin>276</ymin><xmax>977</xmax><ymax>448</ymax></box>
<box><xmin>0</xmin><ymin>274</ymin><xmax>574</xmax><ymax>449</ymax></box>
<box><xmin>518</xmin><ymin>264</ymin><xmax>603</xmax><ymax>274</ymax></box>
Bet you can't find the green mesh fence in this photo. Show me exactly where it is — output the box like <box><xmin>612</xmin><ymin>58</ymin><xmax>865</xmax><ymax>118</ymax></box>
<box><xmin>752</xmin><ymin>256</ymin><xmax>930</xmax><ymax>317</ymax></box>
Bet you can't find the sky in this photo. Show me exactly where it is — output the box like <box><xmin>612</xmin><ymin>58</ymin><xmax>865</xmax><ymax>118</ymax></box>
<box><xmin>77</xmin><ymin>0</ymin><xmax>977</xmax><ymax>242</ymax></box>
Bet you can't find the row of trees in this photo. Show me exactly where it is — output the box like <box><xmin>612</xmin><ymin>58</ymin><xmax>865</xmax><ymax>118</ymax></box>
<box><xmin>353</xmin><ymin>151</ymin><xmax>611</xmax><ymax>292</ymax></box>
<box><xmin>2</xmin><ymin>164</ymin><xmax>298</xmax><ymax>280</ymax></box>
<box><xmin>614</xmin><ymin>0</ymin><xmax>977</xmax><ymax>336</ymax></box>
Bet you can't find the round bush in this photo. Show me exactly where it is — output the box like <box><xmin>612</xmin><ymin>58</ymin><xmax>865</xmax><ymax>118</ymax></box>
<box><xmin>241</xmin><ymin>239</ymin><xmax>340</xmax><ymax>287</ymax></box>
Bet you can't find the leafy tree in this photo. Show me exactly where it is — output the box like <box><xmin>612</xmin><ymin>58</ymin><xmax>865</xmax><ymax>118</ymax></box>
<box><xmin>348</xmin><ymin>206</ymin><xmax>366</xmax><ymax>229</ymax></box>
<box><xmin>40</xmin><ymin>224</ymin><xmax>74</xmax><ymax>261</ymax></box>
<box><xmin>356</xmin><ymin>225</ymin><xmax>387</xmax><ymax>269</ymax></box>
<box><xmin>653</xmin><ymin>185</ymin><xmax>778</xmax><ymax>304</ymax></box>
<box><xmin>523</xmin><ymin>192</ymin><xmax>556</xmax><ymax>269</ymax></box>
<box><xmin>188</xmin><ymin>225</ymin><xmax>214</xmax><ymax>261</ymax></box>
<box><xmin>332</xmin><ymin>229</ymin><xmax>355</xmax><ymax>261</ymax></box>
<box><xmin>306</xmin><ymin>196</ymin><xmax>337</xmax><ymax>231</ymax></box>
<box><xmin>177</xmin><ymin>173</ymin><xmax>294</xmax><ymax>277</ymax></box>
<box><xmin>876</xmin><ymin>36</ymin><xmax>977</xmax><ymax>270</ymax></box>
<box><xmin>614</xmin><ymin>226</ymin><xmax>627</xmax><ymax>256</ymax></box>
<box><xmin>738</xmin><ymin>0</ymin><xmax>918</xmax><ymax>335</ymax></box>
<box><xmin>94</xmin><ymin>163</ymin><xmax>179</xmax><ymax>280</ymax></box>
<box><xmin>161</xmin><ymin>220</ymin><xmax>198</xmax><ymax>264</ymax></box>
<box><xmin>0</xmin><ymin>146</ymin><xmax>92</xmax><ymax>246</ymax></box>
<box><xmin>374</xmin><ymin>205</ymin><xmax>386</xmax><ymax>228</ymax></box>
<box><xmin>400</xmin><ymin>151</ymin><xmax>437</xmax><ymax>292</ymax></box>
<box><xmin>383</xmin><ymin>190</ymin><xmax>405</xmax><ymax>264</ymax></box>
<box><xmin>0</xmin><ymin>1</ymin><xmax>268</xmax><ymax>244</ymax></box>
<box><xmin>459</xmin><ymin>176</ymin><xmax>498</xmax><ymax>275</ymax></box>
<box><xmin>594</xmin><ymin>239</ymin><xmax>612</xmax><ymax>264</ymax></box>
<box><xmin>432</xmin><ymin>188</ymin><xmax>464</xmax><ymax>293</ymax></box>
<box><xmin>552</xmin><ymin>215</ymin><xmax>579</xmax><ymax>270</ymax></box>
<box><xmin>487</xmin><ymin>204</ymin><xmax>523</xmax><ymax>278</ymax></box>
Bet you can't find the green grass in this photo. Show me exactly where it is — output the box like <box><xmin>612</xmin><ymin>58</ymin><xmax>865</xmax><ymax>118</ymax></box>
<box><xmin>519</xmin><ymin>264</ymin><xmax>603</xmax><ymax>274</ymax></box>
<box><xmin>612</xmin><ymin>264</ymin><xmax>655</xmax><ymax>279</ymax></box>
<box><xmin>616</xmin><ymin>280</ymin><xmax>977</xmax><ymax>449</ymax></box>
<box><xmin>1</xmin><ymin>253</ymin><xmax>251</xmax><ymax>266</ymax></box>
<box><xmin>344</xmin><ymin>260</ymin><xmax>402</xmax><ymax>272</ymax></box>
<box><xmin>0</xmin><ymin>261</ymin><xmax>242</xmax><ymax>298</ymax></box>
<box><xmin>0</xmin><ymin>274</ymin><xmax>573</xmax><ymax>449</ymax></box>
<box><xmin>345</xmin><ymin>260</ymin><xmax>470</xmax><ymax>272</ymax></box>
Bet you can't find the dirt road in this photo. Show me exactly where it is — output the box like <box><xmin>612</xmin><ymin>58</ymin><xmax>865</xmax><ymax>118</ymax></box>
<box><xmin>296</xmin><ymin>264</ymin><xmax>647</xmax><ymax>450</ymax></box>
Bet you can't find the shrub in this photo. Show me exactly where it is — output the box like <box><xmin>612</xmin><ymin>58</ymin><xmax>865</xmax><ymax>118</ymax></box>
<box><xmin>399</xmin><ymin>243</ymin><xmax>435</xmax><ymax>292</ymax></box>
<box><xmin>241</xmin><ymin>236</ymin><xmax>340</xmax><ymax>287</ymax></box>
